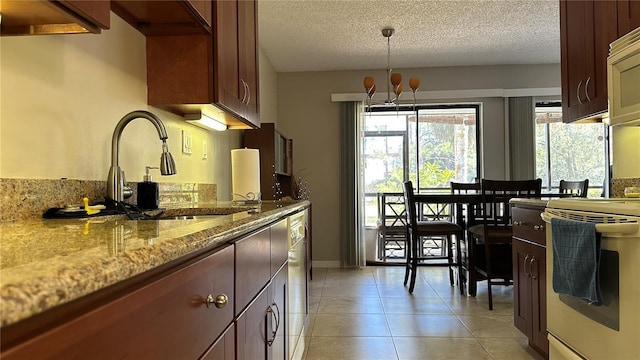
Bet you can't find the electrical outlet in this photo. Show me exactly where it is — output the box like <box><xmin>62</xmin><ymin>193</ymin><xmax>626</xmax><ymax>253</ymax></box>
<box><xmin>182</xmin><ymin>130</ymin><xmax>192</xmax><ymax>154</ymax></box>
<box><xmin>202</xmin><ymin>140</ymin><xmax>208</xmax><ymax>160</ymax></box>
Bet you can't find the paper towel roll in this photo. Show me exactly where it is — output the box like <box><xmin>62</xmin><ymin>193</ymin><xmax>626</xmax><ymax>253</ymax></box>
<box><xmin>231</xmin><ymin>148</ymin><xmax>261</xmax><ymax>201</ymax></box>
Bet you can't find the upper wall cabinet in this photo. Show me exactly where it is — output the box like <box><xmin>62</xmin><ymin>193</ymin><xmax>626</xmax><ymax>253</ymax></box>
<box><xmin>111</xmin><ymin>0</ymin><xmax>212</xmax><ymax>35</ymax></box>
<box><xmin>146</xmin><ymin>0</ymin><xmax>259</xmax><ymax>129</ymax></box>
<box><xmin>617</xmin><ymin>0</ymin><xmax>640</xmax><ymax>37</ymax></box>
<box><xmin>0</xmin><ymin>0</ymin><xmax>110</xmax><ymax>36</ymax></box>
<box><xmin>560</xmin><ymin>0</ymin><xmax>618</xmax><ymax>123</ymax></box>
<box><xmin>560</xmin><ymin>0</ymin><xmax>640</xmax><ymax>123</ymax></box>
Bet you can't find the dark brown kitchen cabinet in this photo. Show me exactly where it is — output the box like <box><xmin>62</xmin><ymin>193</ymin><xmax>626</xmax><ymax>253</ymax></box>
<box><xmin>271</xmin><ymin>218</ymin><xmax>289</xmax><ymax>277</ymax></box>
<box><xmin>0</xmin><ymin>244</ymin><xmax>235</xmax><ymax>359</ymax></box>
<box><xmin>111</xmin><ymin>0</ymin><xmax>212</xmax><ymax>35</ymax></box>
<box><xmin>560</xmin><ymin>0</ymin><xmax>619</xmax><ymax>123</ymax></box>
<box><xmin>618</xmin><ymin>0</ymin><xmax>640</xmax><ymax>37</ymax></box>
<box><xmin>0</xmin><ymin>0</ymin><xmax>110</xmax><ymax>36</ymax></box>
<box><xmin>243</xmin><ymin>123</ymin><xmax>296</xmax><ymax>200</ymax></box>
<box><xmin>214</xmin><ymin>0</ymin><xmax>259</xmax><ymax>126</ymax></box>
<box><xmin>146</xmin><ymin>0</ymin><xmax>259</xmax><ymax>129</ymax></box>
<box><xmin>512</xmin><ymin>206</ymin><xmax>548</xmax><ymax>359</ymax></box>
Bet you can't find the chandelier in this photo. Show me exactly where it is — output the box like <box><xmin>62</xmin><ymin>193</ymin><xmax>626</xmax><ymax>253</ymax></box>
<box><xmin>363</xmin><ymin>28</ymin><xmax>420</xmax><ymax>110</ymax></box>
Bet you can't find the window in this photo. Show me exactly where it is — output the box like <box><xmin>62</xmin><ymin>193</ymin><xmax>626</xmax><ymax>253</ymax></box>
<box><xmin>362</xmin><ymin>104</ymin><xmax>480</xmax><ymax>226</ymax></box>
<box><xmin>535</xmin><ymin>102</ymin><xmax>608</xmax><ymax>196</ymax></box>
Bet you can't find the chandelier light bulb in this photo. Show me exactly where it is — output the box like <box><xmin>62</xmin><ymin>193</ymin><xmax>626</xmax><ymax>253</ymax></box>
<box><xmin>409</xmin><ymin>77</ymin><xmax>420</xmax><ymax>92</ymax></box>
<box><xmin>364</xmin><ymin>76</ymin><xmax>375</xmax><ymax>90</ymax></box>
<box><xmin>390</xmin><ymin>72</ymin><xmax>402</xmax><ymax>86</ymax></box>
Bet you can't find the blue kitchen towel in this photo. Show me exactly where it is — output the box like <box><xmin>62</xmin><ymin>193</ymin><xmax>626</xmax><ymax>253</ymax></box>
<box><xmin>551</xmin><ymin>218</ymin><xmax>603</xmax><ymax>305</ymax></box>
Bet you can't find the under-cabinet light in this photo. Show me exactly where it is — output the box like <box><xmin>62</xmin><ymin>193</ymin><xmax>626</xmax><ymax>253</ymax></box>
<box><xmin>184</xmin><ymin>113</ymin><xmax>227</xmax><ymax>131</ymax></box>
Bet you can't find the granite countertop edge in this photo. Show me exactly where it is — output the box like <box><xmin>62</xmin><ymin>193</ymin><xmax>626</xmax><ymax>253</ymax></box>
<box><xmin>0</xmin><ymin>201</ymin><xmax>310</xmax><ymax>327</ymax></box>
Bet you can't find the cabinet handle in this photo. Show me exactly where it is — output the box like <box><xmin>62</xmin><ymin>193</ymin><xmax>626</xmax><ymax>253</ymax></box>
<box><xmin>245</xmin><ymin>82</ymin><xmax>251</xmax><ymax>106</ymax></box>
<box><xmin>530</xmin><ymin>257</ymin><xmax>537</xmax><ymax>280</ymax></box>
<box><xmin>524</xmin><ymin>254</ymin><xmax>531</xmax><ymax>278</ymax></box>
<box><xmin>240</xmin><ymin>79</ymin><xmax>248</xmax><ymax>104</ymax></box>
<box><xmin>585</xmin><ymin>77</ymin><xmax>591</xmax><ymax>102</ymax></box>
<box><xmin>205</xmin><ymin>293</ymin><xmax>228</xmax><ymax>309</ymax></box>
<box><xmin>513</xmin><ymin>221</ymin><xmax>523</xmax><ymax>226</ymax></box>
<box><xmin>576</xmin><ymin>81</ymin><xmax>583</xmax><ymax>104</ymax></box>
<box><xmin>266</xmin><ymin>302</ymin><xmax>281</xmax><ymax>346</ymax></box>
<box><xmin>533</xmin><ymin>225</ymin><xmax>544</xmax><ymax>231</ymax></box>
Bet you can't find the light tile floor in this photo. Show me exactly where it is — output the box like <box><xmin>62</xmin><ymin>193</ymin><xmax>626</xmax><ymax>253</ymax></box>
<box><xmin>301</xmin><ymin>266</ymin><xmax>541</xmax><ymax>360</ymax></box>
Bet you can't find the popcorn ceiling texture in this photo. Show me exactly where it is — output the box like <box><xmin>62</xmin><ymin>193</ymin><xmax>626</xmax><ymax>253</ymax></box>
<box><xmin>0</xmin><ymin>178</ymin><xmax>216</xmax><ymax>222</ymax></box>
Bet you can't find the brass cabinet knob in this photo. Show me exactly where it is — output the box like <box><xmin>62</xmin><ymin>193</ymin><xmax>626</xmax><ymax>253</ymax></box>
<box><xmin>205</xmin><ymin>293</ymin><xmax>228</xmax><ymax>309</ymax></box>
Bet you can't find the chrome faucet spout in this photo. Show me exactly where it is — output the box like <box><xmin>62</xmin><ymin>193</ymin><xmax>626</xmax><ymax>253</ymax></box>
<box><xmin>106</xmin><ymin>110</ymin><xmax>177</xmax><ymax>205</ymax></box>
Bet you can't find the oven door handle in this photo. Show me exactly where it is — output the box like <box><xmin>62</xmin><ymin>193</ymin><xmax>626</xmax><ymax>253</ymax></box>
<box><xmin>541</xmin><ymin>212</ymin><xmax>639</xmax><ymax>234</ymax></box>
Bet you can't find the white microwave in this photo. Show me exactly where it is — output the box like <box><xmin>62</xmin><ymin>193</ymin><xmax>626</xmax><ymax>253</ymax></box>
<box><xmin>608</xmin><ymin>26</ymin><xmax>640</xmax><ymax>126</ymax></box>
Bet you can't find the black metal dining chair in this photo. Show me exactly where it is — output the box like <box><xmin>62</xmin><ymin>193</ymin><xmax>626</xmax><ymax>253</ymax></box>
<box><xmin>559</xmin><ymin>179</ymin><xmax>589</xmax><ymax>197</ymax></box>
<box><xmin>403</xmin><ymin>181</ymin><xmax>462</xmax><ymax>294</ymax></box>
<box><xmin>468</xmin><ymin>178</ymin><xmax>542</xmax><ymax>309</ymax></box>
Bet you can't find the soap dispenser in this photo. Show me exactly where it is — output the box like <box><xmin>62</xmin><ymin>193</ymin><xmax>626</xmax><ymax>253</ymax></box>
<box><xmin>137</xmin><ymin>166</ymin><xmax>160</xmax><ymax>209</ymax></box>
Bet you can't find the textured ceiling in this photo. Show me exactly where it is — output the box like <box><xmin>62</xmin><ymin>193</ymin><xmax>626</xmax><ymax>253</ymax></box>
<box><xmin>258</xmin><ymin>0</ymin><xmax>560</xmax><ymax>72</ymax></box>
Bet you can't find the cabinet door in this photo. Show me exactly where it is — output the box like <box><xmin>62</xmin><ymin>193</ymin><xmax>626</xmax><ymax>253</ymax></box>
<box><xmin>236</xmin><ymin>286</ymin><xmax>269</xmax><ymax>360</ymax></box>
<box><xmin>589</xmin><ymin>0</ymin><xmax>618</xmax><ymax>117</ymax></box>
<box><xmin>238</xmin><ymin>0</ymin><xmax>260</xmax><ymax>126</ymax></box>
<box><xmin>530</xmin><ymin>243</ymin><xmax>549</xmax><ymax>356</ymax></box>
<box><xmin>269</xmin><ymin>266</ymin><xmax>288</xmax><ymax>360</ymax></box>
<box><xmin>214</xmin><ymin>0</ymin><xmax>244</xmax><ymax>117</ymax></box>
<box><xmin>561</xmin><ymin>0</ymin><xmax>618</xmax><ymax>123</ymax></box>
<box><xmin>512</xmin><ymin>238</ymin><xmax>532</xmax><ymax>337</ymax></box>
<box><xmin>560</xmin><ymin>0</ymin><xmax>590</xmax><ymax>122</ymax></box>
<box><xmin>618</xmin><ymin>0</ymin><xmax>640</xmax><ymax>37</ymax></box>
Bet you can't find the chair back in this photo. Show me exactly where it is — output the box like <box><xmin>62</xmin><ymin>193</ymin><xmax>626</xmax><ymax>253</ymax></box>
<box><xmin>377</xmin><ymin>192</ymin><xmax>407</xmax><ymax>228</ymax></box>
<box><xmin>559</xmin><ymin>179</ymin><xmax>589</xmax><ymax>197</ymax></box>
<box><xmin>450</xmin><ymin>181</ymin><xmax>481</xmax><ymax>194</ymax></box>
<box><xmin>479</xmin><ymin>178</ymin><xmax>542</xmax><ymax>232</ymax></box>
<box><xmin>402</xmin><ymin>181</ymin><xmax>417</xmax><ymax>232</ymax></box>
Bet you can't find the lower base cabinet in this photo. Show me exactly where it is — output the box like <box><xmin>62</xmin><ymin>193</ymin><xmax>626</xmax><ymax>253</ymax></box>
<box><xmin>512</xmin><ymin>206</ymin><xmax>548</xmax><ymax>359</ymax></box>
<box><xmin>235</xmin><ymin>265</ymin><xmax>288</xmax><ymax>360</ymax></box>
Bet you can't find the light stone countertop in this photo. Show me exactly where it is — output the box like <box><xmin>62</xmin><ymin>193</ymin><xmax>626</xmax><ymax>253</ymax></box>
<box><xmin>0</xmin><ymin>200</ymin><xmax>310</xmax><ymax>327</ymax></box>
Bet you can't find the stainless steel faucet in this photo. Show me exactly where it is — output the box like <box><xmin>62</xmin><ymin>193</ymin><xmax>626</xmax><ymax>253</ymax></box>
<box><xmin>106</xmin><ymin>110</ymin><xmax>177</xmax><ymax>205</ymax></box>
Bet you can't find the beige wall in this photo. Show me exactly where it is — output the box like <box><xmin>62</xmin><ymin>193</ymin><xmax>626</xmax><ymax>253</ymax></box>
<box><xmin>275</xmin><ymin>64</ymin><xmax>560</xmax><ymax>264</ymax></box>
<box><xmin>1</xmin><ymin>13</ymin><xmax>244</xmax><ymax>201</ymax></box>
<box><xmin>258</xmin><ymin>49</ymin><xmax>278</xmax><ymax>126</ymax></box>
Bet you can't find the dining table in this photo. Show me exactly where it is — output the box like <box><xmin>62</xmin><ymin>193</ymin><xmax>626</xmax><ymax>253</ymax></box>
<box><xmin>413</xmin><ymin>191</ymin><xmax>575</xmax><ymax>296</ymax></box>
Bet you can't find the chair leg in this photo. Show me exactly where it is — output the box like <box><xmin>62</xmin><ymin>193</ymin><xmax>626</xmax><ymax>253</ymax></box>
<box><xmin>456</xmin><ymin>232</ymin><xmax>464</xmax><ymax>295</ymax></box>
<box><xmin>408</xmin><ymin>234</ymin><xmax>418</xmax><ymax>294</ymax></box>
<box><xmin>447</xmin><ymin>235</ymin><xmax>454</xmax><ymax>286</ymax></box>
<box><xmin>403</xmin><ymin>231</ymin><xmax>411</xmax><ymax>286</ymax></box>
<box><xmin>487</xmin><ymin>277</ymin><xmax>493</xmax><ymax>310</ymax></box>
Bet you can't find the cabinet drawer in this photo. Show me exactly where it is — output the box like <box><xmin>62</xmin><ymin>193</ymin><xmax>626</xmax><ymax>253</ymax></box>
<box><xmin>236</xmin><ymin>227</ymin><xmax>271</xmax><ymax>314</ymax></box>
<box><xmin>271</xmin><ymin>218</ymin><xmax>288</xmax><ymax>276</ymax></box>
<box><xmin>2</xmin><ymin>245</ymin><xmax>235</xmax><ymax>359</ymax></box>
<box><xmin>512</xmin><ymin>207</ymin><xmax>546</xmax><ymax>246</ymax></box>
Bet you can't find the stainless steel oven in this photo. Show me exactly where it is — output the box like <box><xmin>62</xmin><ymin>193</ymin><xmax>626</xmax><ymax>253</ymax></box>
<box><xmin>543</xmin><ymin>198</ymin><xmax>640</xmax><ymax>359</ymax></box>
